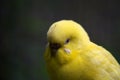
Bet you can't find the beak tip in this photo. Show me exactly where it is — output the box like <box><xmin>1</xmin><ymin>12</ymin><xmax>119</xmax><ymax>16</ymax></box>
<box><xmin>49</xmin><ymin>43</ymin><xmax>61</xmax><ymax>57</ymax></box>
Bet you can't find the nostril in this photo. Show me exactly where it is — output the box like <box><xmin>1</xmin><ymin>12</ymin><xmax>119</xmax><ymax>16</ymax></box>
<box><xmin>49</xmin><ymin>43</ymin><xmax>61</xmax><ymax>50</ymax></box>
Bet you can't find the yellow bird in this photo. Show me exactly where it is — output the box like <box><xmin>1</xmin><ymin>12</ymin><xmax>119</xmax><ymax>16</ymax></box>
<box><xmin>44</xmin><ymin>20</ymin><xmax>120</xmax><ymax>80</ymax></box>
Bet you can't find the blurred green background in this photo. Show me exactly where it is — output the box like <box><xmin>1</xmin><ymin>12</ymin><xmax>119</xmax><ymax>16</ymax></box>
<box><xmin>1</xmin><ymin>0</ymin><xmax>120</xmax><ymax>80</ymax></box>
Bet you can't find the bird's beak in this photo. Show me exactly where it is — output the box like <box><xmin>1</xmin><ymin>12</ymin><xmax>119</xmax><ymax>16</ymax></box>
<box><xmin>49</xmin><ymin>43</ymin><xmax>61</xmax><ymax>56</ymax></box>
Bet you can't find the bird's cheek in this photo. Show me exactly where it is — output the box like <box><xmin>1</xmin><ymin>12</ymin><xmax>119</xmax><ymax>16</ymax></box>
<box><xmin>55</xmin><ymin>49</ymin><xmax>72</xmax><ymax>64</ymax></box>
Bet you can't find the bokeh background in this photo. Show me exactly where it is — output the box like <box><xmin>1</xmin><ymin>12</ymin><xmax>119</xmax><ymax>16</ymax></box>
<box><xmin>1</xmin><ymin>0</ymin><xmax>120</xmax><ymax>80</ymax></box>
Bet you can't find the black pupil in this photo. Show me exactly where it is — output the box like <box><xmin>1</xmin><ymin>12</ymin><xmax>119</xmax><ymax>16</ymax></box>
<box><xmin>65</xmin><ymin>39</ymin><xmax>70</xmax><ymax>44</ymax></box>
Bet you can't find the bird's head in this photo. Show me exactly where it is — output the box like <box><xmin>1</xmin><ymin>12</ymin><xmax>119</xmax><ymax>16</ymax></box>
<box><xmin>45</xmin><ymin>20</ymin><xmax>90</xmax><ymax>64</ymax></box>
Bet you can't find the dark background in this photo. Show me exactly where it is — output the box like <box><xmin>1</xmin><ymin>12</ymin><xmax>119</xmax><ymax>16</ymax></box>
<box><xmin>1</xmin><ymin>0</ymin><xmax>120</xmax><ymax>80</ymax></box>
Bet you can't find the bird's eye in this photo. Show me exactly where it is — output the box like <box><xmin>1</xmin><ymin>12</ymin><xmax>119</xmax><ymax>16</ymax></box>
<box><xmin>65</xmin><ymin>39</ymin><xmax>70</xmax><ymax>44</ymax></box>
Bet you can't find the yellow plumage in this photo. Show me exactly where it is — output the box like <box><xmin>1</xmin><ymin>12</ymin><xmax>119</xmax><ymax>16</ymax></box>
<box><xmin>44</xmin><ymin>20</ymin><xmax>120</xmax><ymax>80</ymax></box>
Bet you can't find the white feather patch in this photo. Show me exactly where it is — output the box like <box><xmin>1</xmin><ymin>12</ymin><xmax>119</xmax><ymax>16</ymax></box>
<box><xmin>64</xmin><ymin>48</ymin><xmax>71</xmax><ymax>54</ymax></box>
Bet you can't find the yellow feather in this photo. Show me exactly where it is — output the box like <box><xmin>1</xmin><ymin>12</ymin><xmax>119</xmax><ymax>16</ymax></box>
<box><xmin>44</xmin><ymin>20</ymin><xmax>120</xmax><ymax>80</ymax></box>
